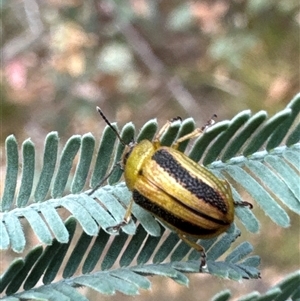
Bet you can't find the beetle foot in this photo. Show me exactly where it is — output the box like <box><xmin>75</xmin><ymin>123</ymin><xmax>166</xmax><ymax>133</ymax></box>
<box><xmin>235</xmin><ymin>201</ymin><xmax>253</xmax><ymax>209</ymax></box>
<box><xmin>199</xmin><ymin>251</ymin><xmax>207</xmax><ymax>272</ymax></box>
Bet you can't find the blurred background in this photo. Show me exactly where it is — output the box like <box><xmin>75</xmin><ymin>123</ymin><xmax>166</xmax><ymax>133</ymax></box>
<box><xmin>1</xmin><ymin>0</ymin><xmax>299</xmax><ymax>300</ymax></box>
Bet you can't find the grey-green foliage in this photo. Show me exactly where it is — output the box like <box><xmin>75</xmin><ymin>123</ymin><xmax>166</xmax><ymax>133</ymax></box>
<box><xmin>0</xmin><ymin>94</ymin><xmax>299</xmax><ymax>300</ymax></box>
<box><xmin>211</xmin><ymin>271</ymin><xmax>299</xmax><ymax>301</ymax></box>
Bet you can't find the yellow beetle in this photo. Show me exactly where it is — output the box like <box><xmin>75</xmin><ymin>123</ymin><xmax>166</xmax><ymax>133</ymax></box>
<box><xmin>90</xmin><ymin>107</ymin><xmax>251</xmax><ymax>270</ymax></box>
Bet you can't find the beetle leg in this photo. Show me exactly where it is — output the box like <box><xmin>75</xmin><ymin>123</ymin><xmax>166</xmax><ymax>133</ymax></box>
<box><xmin>172</xmin><ymin>114</ymin><xmax>217</xmax><ymax>149</ymax></box>
<box><xmin>106</xmin><ymin>198</ymin><xmax>134</xmax><ymax>232</ymax></box>
<box><xmin>153</xmin><ymin>120</ymin><xmax>173</xmax><ymax>143</ymax></box>
<box><xmin>88</xmin><ymin>163</ymin><xmax>121</xmax><ymax>196</ymax></box>
<box><xmin>172</xmin><ymin>128</ymin><xmax>203</xmax><ymax>149</ymax></box>
<box><xmin>123</xmin><ymin>197</ymin><xmax>134</xmax><ymax>224</ymax></box>
<box><xmin>234</xmin><ymin>201</ymin><xmax>253</xmax><ymax>209</ymax></box>
<box><xmin>153</xmin><ymin>117</ymin><xmax>183</xmax><ymax>146</ymax></box>
<box><xmin>178</xmin><ymin>233</ymin><xmax>207</xmax><ymax>272</ymax></box>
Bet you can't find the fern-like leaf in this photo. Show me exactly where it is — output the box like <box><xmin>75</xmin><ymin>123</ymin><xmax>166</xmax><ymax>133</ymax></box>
<box><xmin>0</xmin><ymin>217</ymin><xmax>260</xmax><ymax>299</ymax></box>
<box><xmin>1</xmin><ymin>94</ymin><xmax>299</xmax><ymax>300</ymax></box>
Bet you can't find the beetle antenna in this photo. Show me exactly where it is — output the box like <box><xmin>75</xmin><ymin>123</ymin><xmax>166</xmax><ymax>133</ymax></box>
<box><xmin>96</xmin><ymin>106</ymin><xmax>126</xmax><ymax>146</ymax></box>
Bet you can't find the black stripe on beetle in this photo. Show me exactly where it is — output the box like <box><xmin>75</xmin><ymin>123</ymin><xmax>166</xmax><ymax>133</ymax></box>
<box><xmin>132</xmin><ymin>190</ymin><xmax>230</xmax><ymax>236</ymax></box>
<box><xmin>152</xmin><ymin>149</ymin><xmax>228</xmax><ymax>214</ymax></box>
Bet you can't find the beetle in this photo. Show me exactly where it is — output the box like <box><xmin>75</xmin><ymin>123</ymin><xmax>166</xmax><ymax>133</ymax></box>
<box><xmin>89</xmin><ymin>107</ymin><xmax>252</xmax><ymax>270</ymax></box>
